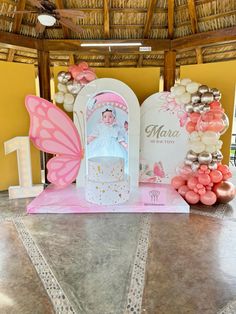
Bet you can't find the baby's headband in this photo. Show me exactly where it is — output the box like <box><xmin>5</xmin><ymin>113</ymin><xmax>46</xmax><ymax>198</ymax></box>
<box><xmin>102</xmin><ymin>105</ymin><xmax>116</xmax><ymax>117</ymax></box>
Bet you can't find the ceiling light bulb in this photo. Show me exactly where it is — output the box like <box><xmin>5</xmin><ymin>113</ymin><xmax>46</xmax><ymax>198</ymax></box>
<box><xmin>37</xmin><ymin>14</ymin><xmax>56</xmax><ymax>26</ymax></box>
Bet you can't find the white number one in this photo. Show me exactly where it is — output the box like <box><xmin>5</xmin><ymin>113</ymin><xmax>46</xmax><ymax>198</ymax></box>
<box><xmin>4</xmin><ymin>136</ymin><xmax>43</xmax><ymax>199</ymax></box>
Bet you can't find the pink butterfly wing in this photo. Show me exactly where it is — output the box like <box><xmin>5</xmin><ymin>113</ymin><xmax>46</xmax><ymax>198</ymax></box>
<box><xmin>25</xmin><ymin>95</ymin><xmax>83</xmax><ymax>187</ymax></box>
<box><xmin>47</xmin><ymin>156</ymin><xmax>81</xmax><ymax>187</ymax></box>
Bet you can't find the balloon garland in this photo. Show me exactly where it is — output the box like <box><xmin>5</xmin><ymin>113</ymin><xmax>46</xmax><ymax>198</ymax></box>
<box><xmin>54</xmin><ymin>61</ymin><xmax>96</xmax><ymax>112</ymax></box>
<box><xmin>171</xmin><ymin>78</ymin><xmax>235</xmax><ymax>205</ymax></box>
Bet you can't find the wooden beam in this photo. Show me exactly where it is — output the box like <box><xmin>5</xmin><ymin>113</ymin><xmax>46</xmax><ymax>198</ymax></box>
<box><xmin>168</xmin><ymin>0</ymin><xmax>174</xmax><ymax>39</ymax></box>
<box><xmin>137</xmin><ymin>55</ymin><xmax>144</xmax><ymax>67</ymax></box>
<box><xmin>7</xmin><ymin>48</ymin><xmax>16</xmax><ymax>62</ymax></box>
<box><xmin>44</xmin><ymin>39</ymin><xmax>171</xmax><ymax>52</ymax></box>
<box><xmin>172</xmin><ymin>26</ymin><xmax>236</xmax><ymax>50</ymax></box>
<box><xmin>0</xmin><ymin>30</ymin><xmax>43</xmax><ymax>50</ymax></box>
<box><xmin>187</xmin><ymin>0</ymin><xmax>198</xmax><ymax>33</ymax></box>
<box><xmin>164</xmin><ymin>50</ymin><xmax>176</xmax><ymax>91</ymax></box>
<box><xmin>69</xmin><ymin>53</ymin><xmax>76</xmax><ymax>64</ymax></box>
<box><xmin>143</xmin><ymin>0</ymin><xmax>158</xmax><ymax>38</ymax></box>
<box><xmin>195</xmin><ymin>47</ymin><xmax>203</xmax><ymax>63</ymax></box>
<box><xmin>12</xmin><ymin>0</ymin><xmax>26</xmax><ymax>33</ymax></box>
<box><xmin>37</xmin><ymin>50</ymin><xmax>51</xmax><ymax>100</ymax></box>
<box><xmin>55</xmin><ymin>0</ymin><xmax>70</xmax><ymax>38</ymax></box>
<box><xmin>104</xmin><ymin>55</ymin><xmax>110</xmax><ymax>67</ymax></box>
<box><xmin>103</xmin><ymin>0</ymin><xmax>110</xmax><ymax>39</ymax></box>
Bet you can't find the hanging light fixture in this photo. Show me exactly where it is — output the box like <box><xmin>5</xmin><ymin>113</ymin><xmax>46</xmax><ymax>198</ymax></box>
<box><xmin>37</xmin><ymin>14</ymin><xmax>56</xmax><ymax>26</ymax></box>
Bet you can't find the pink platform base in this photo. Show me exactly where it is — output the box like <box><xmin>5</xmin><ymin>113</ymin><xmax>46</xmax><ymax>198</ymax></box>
<box><xmin>27</xmin><ymin>183</ymin><xmax>189</xmax><ymax>214</ymax></box>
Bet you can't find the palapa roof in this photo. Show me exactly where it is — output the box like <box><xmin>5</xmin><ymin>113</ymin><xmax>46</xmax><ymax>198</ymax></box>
<box><xmin>0</xmin><ymin>0</ymin><xmax>235</xmax><ymax>72</ymax></box>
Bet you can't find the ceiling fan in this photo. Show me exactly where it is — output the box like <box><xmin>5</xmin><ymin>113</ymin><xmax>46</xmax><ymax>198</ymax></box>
<box><xmin>0</xmin><ymin>0</ymin><xmax>85</xmax><ymax>34</ymax></box>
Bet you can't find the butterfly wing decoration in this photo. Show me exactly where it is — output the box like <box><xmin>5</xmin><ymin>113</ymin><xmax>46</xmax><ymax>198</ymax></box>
<box><xmin>25</xmin><ymin>95</ymin><xmax>83</xmax><ymax>187</ymax></box>
<box><xmin>177</xmin><ymin>110</ymin><xmax>188</xmax><ymax>127</ymax></box>
<box><xmin>153</xmin><ymin>162</ymin><xmax>165</xmax><ymax>178</ymax></box>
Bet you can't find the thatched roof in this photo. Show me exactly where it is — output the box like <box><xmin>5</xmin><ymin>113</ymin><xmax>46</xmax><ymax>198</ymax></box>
<box><xmin>0</xmin><ymin>0</ymin><xmax>235</xmax><ymax>72</ymax></box>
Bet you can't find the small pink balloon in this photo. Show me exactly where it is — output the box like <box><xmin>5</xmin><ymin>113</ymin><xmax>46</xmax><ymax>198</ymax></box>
<box><xmin>200</xmin><ymin>190</ymin><xmax>217</xmax><ymax>205</ymax></box>
<box><xmin>218</xmin><ymin>164</ymin><xmax>229</xmax><ymax>175</ymax></box>
<box><xmin>187</xmin><ymin>176</ymin><xmax>198</xmax><ymax>190</ymax></box>
<box><xmin>200</xmin><ymin>165</ymin><xmax>208</xmax><ymax>171</ymax></box>
<box><xmin>189</xmin><ymin>112</ymin><xmax>200</xmax><ymax>123</ymax></box>
<box><xmin>210</xmin><ymin>170</ymin><xmax>223</xmax><ymax>183</ymax></box>
<box><xmin>198</xmin><ymin>188</ymin><xmax>206</xmax><ymax>195</ymax></box>
<box><xmin>178</xmin><ymin>185</ymin><xmax>190</xmax><ymax>197</ymax></box>
<box><xmin>186</xmin><ymin>121</ymin><xmax>196</xmax><ymax>133</ymax></box>
<box><xmin>223</xmin><ymin>173</ymin><xmax>232</xmax><ymax>180</ymax></box>
<box><xmin>198</xmin><ymin>173</ymin><xmax>211</xmax><ymax>185</ymax></box>
<box><xmin>171</xmin><ymin>176</ymin><xmax>186</xmax><ymax>189</ymax></box>
<box><xmin>185</xmin><ymin>191</ymin><xmax>200</xmax><ymax>204</ymax></box>
<box><xmin>210</xmin><ymin>101</ymin><xmax>221</xmax><ymax>110</ymax></box>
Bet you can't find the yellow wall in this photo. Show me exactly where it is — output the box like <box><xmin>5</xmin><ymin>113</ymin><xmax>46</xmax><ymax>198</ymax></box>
<box><xmin>0</xmin><ymin>61</ymin><xmax>41</xmax><ymax>191</ymax></box>
<box><xmin>181</xmin><ymin>61</ymin><xmax>236</xmax><ymax>164</ymax></box>
<box><xmin>53</xmin><ymin>67</ymin><xmax>160</xmax><ymax>105</ymax></box>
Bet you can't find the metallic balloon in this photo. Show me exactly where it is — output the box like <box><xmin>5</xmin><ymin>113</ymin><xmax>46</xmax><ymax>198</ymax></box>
<box><xmin>214</xmin><ymin>93</ymin><xmax>222</xmax><ymax>101</ymax></box>
<box><xmin>193</xmin><ymin>103</ymin><xmax>200</xmax><ymax>112</ymax></box>
<box><xmin>198</xmin><ymin>85</ymin><xmax>209</xmax><ymax>94</ymax></box>
<box><xmin>198</xmin><ymin>103</ymin><xmax>205</xmax><ymax>113</ymax></box>
<box><xmin>191</xmin><ymin>161</ymin><xmax>200</xmax><ymax>172</ymax></box>
<box><xmin>202</xmin><ymin>104</ymin><xmax>211</xmax><ymax>112</ymax></box>
<box><xmin>184</xmin><ymin>103</ymin><xmax>193</xmax><ymax>113</ymax></box>
<box><xmin>201</xmin><ymin>92</ymin><xmax>214</xmax><ymax>104</ymax></box>
<box><xmin>186</xmin><ymin>150</ymin><xmax>198</xmax><ymax>161</ymax></box>
<box><xmin>216</xmin><ymin>150</ymin><xmax>223</xmax><ymax>161</ymax></box>
<box><xmin>198</xmin><ymin>151</ymin><xmax>212</xmax><ymax>164</ymax></box>
<box><xmin>213</xmin><ymin>181</ymin><xmax>236</xmax><ymax>203</ymax></box>
<box><xmin>208</xmin><ymin>161</ymin><xmax>218</xmax><ymax>170</ymax></box>
<box><xmin>191</xmin><ymin>92</ymin><xmax>201</xmax><ymax>103</ymax></box>
<box><xmin>57</xmin><ymin>71</ymin><xmax>72</xmax><ymax>84</ymax></box>
<box><xmin>184</xmin><ymin>159</ymin><xmax>193</xmax><ymax>166</ymax></box>
<box><xmin>66</xmin><ymin>80</ymin><xmax>81</xmax><ymax>95</ymax></box>
<box><xmin>211</xmin><ymin>88</ymin><xmax>220</xmax><ymax>96</ymax></box>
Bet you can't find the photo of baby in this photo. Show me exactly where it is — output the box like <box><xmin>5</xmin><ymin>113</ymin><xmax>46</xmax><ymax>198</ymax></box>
<box><xmin>86</xmin><ymin>94</ymin><xmax>129</xmax><ymax>171</ymax></box>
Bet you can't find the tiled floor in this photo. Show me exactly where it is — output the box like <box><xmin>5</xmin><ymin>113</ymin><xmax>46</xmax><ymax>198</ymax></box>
<box><xmin>0</xmin><ymin>181</ymin><xmax>236</xmax><ymax>313</ymax></box>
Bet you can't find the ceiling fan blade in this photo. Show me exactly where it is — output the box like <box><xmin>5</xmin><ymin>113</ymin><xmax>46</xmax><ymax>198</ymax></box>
<box><xmin>59</xmin><ymin>17</ymin><xmax>83</xmax><ymax>33</ymax></box>
<box><xmin>54</xmin><ymin>9</ymin><xmax>85</xmax><ymax>18</ymax></box>
<box><xmin>28</xmin><ymin>0</ymin><xmax>45</xmax><ymax>9</ymax></box>
<box><xmin>35</xmin><ymin>21</ymin><xmax>46</xmax><ymax>34</ymax></box>
<box><xmin>0</xmin><ymin>10</ymin><xmax>38</xmax><ymax>15</ymax></box>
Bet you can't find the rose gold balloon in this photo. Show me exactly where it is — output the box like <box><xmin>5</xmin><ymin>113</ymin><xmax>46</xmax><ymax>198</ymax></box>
<box><xmin>213</xmin><ymin>181</ymin><xmax>236</xmax><ymax>203</ymax></box>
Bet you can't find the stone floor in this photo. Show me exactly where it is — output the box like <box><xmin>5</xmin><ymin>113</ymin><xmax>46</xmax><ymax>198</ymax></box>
<box><xmin>0</xmin><ymin>185</ymin><xmax>236</xmax><ymax>314</ymax></box>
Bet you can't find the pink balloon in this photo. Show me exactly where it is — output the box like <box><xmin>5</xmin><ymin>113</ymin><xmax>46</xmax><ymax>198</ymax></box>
<box><xmin>187</xmin><ymin>176</ymin><xmax>198</xmax><ymax>190</ymax></box>
<box><xmin>186</xmin><ymin>121</ymin><xmax>196</xmax><ymax>133</ymax></box>
<box><xmin>178</xmin><ymin>185</ymin><xmax>190</xmax><ymax>197</ymax></box>
<box><xmin>223</xmin><ymin>173</ymin><xmax>232</xmax><ymax>180</ymax></box>
<box><xmin>200</xmin><ymin>165</ymin><xmax>208</xmax><ymax>171</ymax></box>
<box><xmin>200</xmin><ymin>190</ymin><xmax>217</xmax><ymax>205</ymax></box>
<box><xmin>171</xmin><ymin>176</ymin><xmax>186</xmax><ymax>189</ymax></box>
<box><xmin>210</xmin><ymin>101</ymin><xmax>221</xmax><ymax>110</ymax></box>
<box><xmin>185</xmin><ymin>191</ymin><xmax>200</xmax><ymax>204</ymax></box>
<box><xmin>218</xmin><ymin>164</ymin><xmax>229</xmax><ymax>175</ymax></box>
<box><xmin>189</xmin><ymin>112</ymin><xmax>200</xmax><ymax>123</ymax></box>
<box><xmin>210</xmin><ymin>170</ymin><xmax>223</xmax><ymax>183</ymax></box>
<box><xmin>198</xmin><ymin>173</ymin><xmax>211</xmax><ymax>185</ymax></box>
<box><xmin>178</xmin><ymin>165</ymin><xmax>193</xmax><ymax>179</ymax></box>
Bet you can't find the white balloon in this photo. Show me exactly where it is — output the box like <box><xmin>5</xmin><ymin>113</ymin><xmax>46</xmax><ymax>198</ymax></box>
<box><xmin>186</xmin><ymin>82</ymin><xmax>199</xmax><ymax>94</ymax></box>
<box><xmin>201</xmin><ymin>131</ymin><xmax>219</xmax><ymax>145</ymax></box>
<box><xmin>64</xmin><ymin>93</ymin><xmax>74</xmax><ymax>105</ymax></box>
<box><xmin>180</xmin><ymin>92</ymin><xmax>191</xmax><ymax>104</ymax></box>
<box><xmin>205</xmin><ymin>144</ymin><xmax>216</xmax><ymax>153</ymax></box>
<box><xmin>190</xmin><ymin>141</ymin><xmax>205</xmax><ymax>154</ymax></box>
<box><xmin>215</xmin><ymin>140</ymin><xmax>223</xmax><ymax>150</ymax></box>
<box><xmin>180</xmin><ymin>78</ymin><xmax>192</xmax><ymax>86</ymax></box>
<box><xmin>170</xmin><ymin>86</ymin><xmax>175</xmax><ymax>93</ymax></box>
<box><xmin>173</xmin><ymin>85</ymin><xmax>186</xmax><ymax>96</ymax></box>
<box><xmin>54</xmin><ymin>92</ymin><xmax>64</xmax><ymax>104</ymax></box>
<box><xmin>175</xmin><ymin>95</ymin><xmax>182</xmax><ymax>105</ymax></box>
<box><xmin>57</xmin><ymin>83</ymin><xmax>67</xmax><ymax>93</ymax></box>
<box><xmin>63</xmin><ymin>103</ymin><xmax>74</xmax><ymax>112</ymax></box>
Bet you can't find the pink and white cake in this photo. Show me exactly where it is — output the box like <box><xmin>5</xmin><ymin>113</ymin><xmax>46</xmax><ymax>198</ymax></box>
<box><xmin>85</xmin><ymin>156</ymin><xmax>130</xmax><ymax>205</ymax></box>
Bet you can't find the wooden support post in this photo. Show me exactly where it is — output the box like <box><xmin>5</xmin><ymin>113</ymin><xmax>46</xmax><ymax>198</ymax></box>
<box><xmin>164</xmin><ymin>50</ymin><xmax>176</xmax><ymax>91</ymax></box>
<box><xmin>37</xmin><ymin>50</ymin><xmax>52</xmax><ymax>184</ymax></box>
